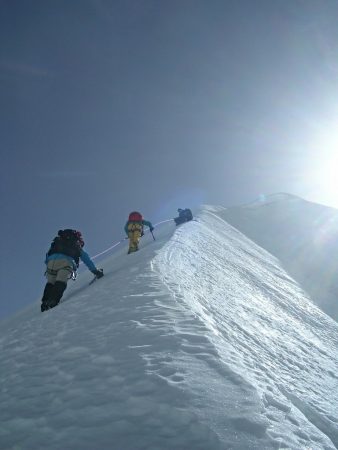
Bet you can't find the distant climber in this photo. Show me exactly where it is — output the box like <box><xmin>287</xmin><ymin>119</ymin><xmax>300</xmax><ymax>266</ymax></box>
<box><xmin>41</xmin><ymin>229</ymin><xmax>103</xmax><ymax>312</ymax></box>
<box><xmin>124</xmin><ymin>211</ymin><xmax>154</xmax><ymax>254</ymax></box>
<box><xmin>174</xmin><ymin>208</ymin><xmax>193</xmax><ymax>226</ymax></box>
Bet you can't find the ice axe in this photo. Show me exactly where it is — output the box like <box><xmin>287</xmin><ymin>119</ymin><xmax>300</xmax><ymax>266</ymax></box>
<box><xmin>150</xmin><ymin>229</ymin><xmax>156</xmax><ymax>241</ymax></box>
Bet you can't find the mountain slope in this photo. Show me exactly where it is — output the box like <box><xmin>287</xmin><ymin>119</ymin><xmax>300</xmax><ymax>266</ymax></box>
<box><xmin>222</xmin><ymin>193</ymin><xmax>338</xmax><ymax>321</ymax></box>
<box><xmin>1</xmin><ymin>206</ymin><xmax>337</xmax><ymax>450</ymax></box>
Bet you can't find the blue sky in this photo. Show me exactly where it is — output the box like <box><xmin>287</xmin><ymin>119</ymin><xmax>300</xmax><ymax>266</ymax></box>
<box><xmin>1</xmin><ymin>0</ymin><xmax>338</xmax><ymax>320</ymax></box>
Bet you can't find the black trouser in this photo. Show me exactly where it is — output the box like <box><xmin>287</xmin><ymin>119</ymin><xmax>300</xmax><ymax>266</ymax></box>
<box><xmin>41</xmin><ymin>281</ymin><xmax>67</xmax><ymax>311</ymax></box>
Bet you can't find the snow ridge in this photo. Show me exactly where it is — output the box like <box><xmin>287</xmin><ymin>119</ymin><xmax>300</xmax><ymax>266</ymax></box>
<box><xmin>0</xmin><ymin>206</ymin><xmax>337</xmax><ymax>450</ymax></box>
<box><xmin>154</xmin><ymin>207</ymin><xmax>338</xmax><ymax>449</ymax></box>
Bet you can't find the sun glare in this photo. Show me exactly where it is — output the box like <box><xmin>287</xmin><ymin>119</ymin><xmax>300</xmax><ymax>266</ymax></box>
<box><xmin>305</xmin><ymin>119</ymin><xmax>338</xmax><ymax>208</ymax></box>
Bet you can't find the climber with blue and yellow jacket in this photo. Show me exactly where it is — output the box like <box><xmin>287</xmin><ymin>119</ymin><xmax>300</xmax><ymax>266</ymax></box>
<box><xmin>41</xmin><ymin>229</ymin><xmax>103</xmax><ymax>312</ymax></box>
<box><xmin>124</xmin><ymin>212</ymin><xmax>154</xmax><ymax>254</ymax></box>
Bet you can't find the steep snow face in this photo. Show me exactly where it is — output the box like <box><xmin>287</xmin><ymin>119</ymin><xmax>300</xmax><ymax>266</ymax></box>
<box><xmin>154</xmin><ymin>206</ymin><xmax>338</xmax><ymax>449</ymax></box>
<box><xmin>222</xmin><ymin>194</ymin><xmax>338</xmax><ymax>321</ymax></box>
<box><xmin>0</xmin><ymin>206</ymin><xmax>337</xmax><ymax>450</ymax></box>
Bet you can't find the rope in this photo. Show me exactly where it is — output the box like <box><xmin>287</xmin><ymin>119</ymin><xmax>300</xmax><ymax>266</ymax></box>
<box><xmin>91</xmin><ymin>238</ymin><xmax>128</xmax><ymax>261</ymax></box>
<box><xmin>88</xmin><ymin>218</ymin><xmax>174</xmax><ymax>262</ymax></box>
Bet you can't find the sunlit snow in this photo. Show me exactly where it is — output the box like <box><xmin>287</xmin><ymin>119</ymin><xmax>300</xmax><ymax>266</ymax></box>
<box><xmin>1</xmin><ymin>204</ymin><xmax>337</xmax><ymax>449</ymax></box>
<box><xmin>224</xmin><ymin>193</ymin><xmax>338</xmax><ymax>321</ymax></box>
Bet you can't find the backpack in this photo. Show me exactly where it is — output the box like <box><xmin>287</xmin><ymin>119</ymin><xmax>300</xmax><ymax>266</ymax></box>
<box><xmin>47</xmin><ymin>229</ymin><xmax>83</xmax><ymax>266</ymax></box>
<box><xmin>185</xmin><ymin>209</ymin><xmax>193</xmax><ymax>221</ymax></box>
<box><xmin>127</xmin><ymin>222</ymin><xmax>144</xmax><ymax>233</ymax></box>
<box><xmin>128</xmin><ymin>211</ymin><xmax>143</xmax><ymax>222</ymax></box>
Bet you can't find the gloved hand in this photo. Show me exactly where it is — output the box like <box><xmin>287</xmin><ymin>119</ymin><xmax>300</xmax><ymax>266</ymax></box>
<box><xmin>92</xmin><ymin>268</ymin><xmax>104</xmax><ymax>279</ymax></box>
<box><xmin>150</xmin><ymin>227</ymin><xmax>154</xmax><ymax>232</ymax></box>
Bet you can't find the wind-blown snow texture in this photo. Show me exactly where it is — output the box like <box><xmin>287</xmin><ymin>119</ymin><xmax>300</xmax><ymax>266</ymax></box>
<box><xmin>1</xmin><ymin>204</ymin><xmax>337</xmax><ymax>450</ymax></box>
<box><xmin>223</xmin><ymin>193</ymin><xmax>338</xmax><ymax>321</ymax></box>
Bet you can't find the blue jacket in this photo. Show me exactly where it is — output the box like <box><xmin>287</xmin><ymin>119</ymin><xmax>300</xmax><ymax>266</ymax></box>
<box><xmin>45</xmin><ymin>249</ymin><xmax>97</xmax><ymax>272</ymax></box>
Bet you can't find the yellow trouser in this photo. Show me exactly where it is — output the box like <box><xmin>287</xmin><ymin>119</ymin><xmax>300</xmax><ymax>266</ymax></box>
<box><xmin>127</xmin><ymin>222</ymin><xmax>143</xmax><ymax>252</ymax></box>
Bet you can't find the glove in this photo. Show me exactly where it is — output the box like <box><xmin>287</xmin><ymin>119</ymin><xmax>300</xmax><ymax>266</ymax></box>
<box><xmin>150</xmin><ymin>227</ymin><xmax>154</xmax><ymax>232</ymax></box>
<box><xmin>92</xmin><ymin>268</ymin><xmax>104</xmax><ymax>279</ymax></box>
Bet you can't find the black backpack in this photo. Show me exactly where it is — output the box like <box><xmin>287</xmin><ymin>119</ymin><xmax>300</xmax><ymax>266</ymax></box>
<box><xmin>47</xmin><ymin>229</ymin><xmax>82</xmax><ymax>266</ymax></box>
<box><xmin>185</xmin><ymin>209</ymin><xmax>193</xmax><ymax>221</ymax></box>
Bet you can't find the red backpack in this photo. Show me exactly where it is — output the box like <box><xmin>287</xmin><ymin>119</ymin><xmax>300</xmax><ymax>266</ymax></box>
<box><xmin>128</xmin><ymin>211</ymin><xmax>143</xmax><ymax>222</ymax></box>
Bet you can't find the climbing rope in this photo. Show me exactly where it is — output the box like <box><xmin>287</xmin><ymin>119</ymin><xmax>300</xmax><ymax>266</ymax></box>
<box><xmin>89</xmin><ymin>218</ymin><xmax>174</xmax><ymax>262</ymax></box>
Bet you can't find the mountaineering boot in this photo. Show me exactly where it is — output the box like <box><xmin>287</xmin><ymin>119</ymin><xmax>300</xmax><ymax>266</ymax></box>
<box><xmin>41</xmin><ymin>282</ymin><xmax>54</xmax><ymax>312</ymax></box>
<box><xmin>47</xmin><ymin>281</ymin><xmax>67</xmax><ymax>309</ymax></box>
<box><xmin>92</xmin><ymin>268</ymin><xmax>104</xmax><ymax>279</ymax></box>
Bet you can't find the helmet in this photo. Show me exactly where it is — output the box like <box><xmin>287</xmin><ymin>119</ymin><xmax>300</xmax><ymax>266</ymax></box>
<box><xmin>129</xmin><ymin>211</ymin><xmax>143</xmax><ymax>221</ymax></box>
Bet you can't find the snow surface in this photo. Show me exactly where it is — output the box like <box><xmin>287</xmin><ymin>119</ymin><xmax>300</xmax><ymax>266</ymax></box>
<box><xmin>223</xmin><ymin>193</ymin><xmax>338</xmax><ymax>321</ymax></box>
<box><xmin>1</xmin><ymin>205</ymin><xmax>337</xmax><ymax>450</ymax></box>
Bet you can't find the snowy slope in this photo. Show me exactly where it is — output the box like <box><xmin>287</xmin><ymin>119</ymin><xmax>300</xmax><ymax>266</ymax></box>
<box><xmin>222</xmin><ymin>193</ymin><xmax>338</xmax><ymax>321</ymax></box>
<box><xmin>1</xmin><ymin>206</ymin><xmax>337</xmax><ymax>450</ymax></box>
